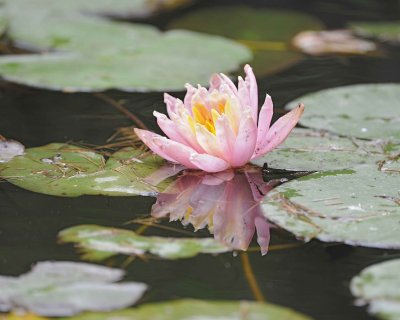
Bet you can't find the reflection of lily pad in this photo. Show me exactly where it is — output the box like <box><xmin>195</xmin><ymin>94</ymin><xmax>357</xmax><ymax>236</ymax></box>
<box><xmin>0</xmin><ymin>1</ymin><xmax>250</xmax><ymax>91</ymax></box>
<box><xmin>59</xmin><ymin>225</ymin><xmax>230</xmax><ymax>260</ymax></box>
<box><xmin>350</xmin><ymin>21</ymin><xmax>400</xmax><ymax>42</ymax></box>
<box><xmin>0</xmin><ymin>261</ymin><xmax>147</xmax><ymax>317</ymax></box>
<box><xmin>285</xmin><ymin>84</ymin><xmax>400</xmax><ymax>141</ymax></box>
<box><xmin>64</xmin><ymin>299</ymin><xmax>312</xmax><ymax>320</ymax></box>
<box><xmin>351</xmin><ymin>259</ymin><xmax>400</xmax><ymax>320</ymax></box>
<box><xmin>251</xmin><ymin>128</ymin><xmax>386</xmax><ymax>171</ymax></box>
<box><xmin>261</xmin><ymin>167</ymin><xmax>400</xmax><ymax>248</ymax></box>
<box><xmin>168</xmin><ymin>6</ymin><xmax>324</xmax><ymax>76</ymax></box>
<box><xmin>0</xmin><ymin>143</ymin><xmax>171</xmax><ymax>197</ymax></box>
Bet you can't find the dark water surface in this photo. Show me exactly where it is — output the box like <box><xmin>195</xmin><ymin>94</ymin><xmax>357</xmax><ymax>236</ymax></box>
<box><xmin>1</xmin><ymin>1</ymin><xmax>400</xmax><ymax>319</ymax></box>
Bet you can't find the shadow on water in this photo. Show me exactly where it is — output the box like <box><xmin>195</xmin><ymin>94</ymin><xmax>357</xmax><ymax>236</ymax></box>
<box><xmin>1</xmin><ymin>0</ymin><xmax>400</xmax><ymax>319</ymax></box>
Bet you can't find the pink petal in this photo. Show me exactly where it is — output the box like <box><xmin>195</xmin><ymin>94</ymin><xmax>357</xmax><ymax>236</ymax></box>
<box><xmin>244</xmin><ymin>64</ymin><xmax>258</xmax><ymax>110</ymax></box>
<box><xmin>134</xmin><ymin>128</ymin><xmax>198</xmax><ymax>169</ymax></box>
<box><xmin>153</xmin><ymin>111</ymin><xmax>188</xmax><ymax>146</ymax></box>
<box><xmin>237</xmin><ymin>76</ymin><xmax>250</xmax><ymax>112</ymax></box>
<box><xmin>215</xmin><ymin>115</ymin><xmax>236</xmax><ymax>163</ymax></box>
<box><xmin>164</xmin><ymin>93</ymin><xmax>178</xmax><ymax>118</ymax></box>
<box><xmin>231</xmin><ymin>111</ymin><xmax>258</xmax><ymax>167</ymax></box>
<box><xmin>168</xmin><ymin>110</ymin><xmax>205</xmax><ymax>153</ymax></box>
<box><xmin>252</xmin><ymin>104</ymin><xmax>304</xmax><ymax>159</ymax></box>
<box><xmin>184</xmin><ymin>83</ymin><xmax>197</xmax><ymax>110</ymax></box>
<box><xmin>195</xmin><ymin>124</ymin><xmax>223</xmax><ymax>158</ymax></box>
<box><xmin>209</xmin><ymin>74</ymin><xmax>222</xmax><ymax>92</ymax></box>
<box><xmin>255</xmin><ymin>94</ymin><xmax>273</xmax><ymax>150</ymax></box>
<box><xmin>189</xmin><ymin>153</ymin><xmax>230</xmax><ymax>173</ymax></box>
<box><xmin>192</xmin><ymin>85</ymin><xmax>210</xmax><ymax>109</ymax></box>
<box><xmin>219</xmin><ymin>73</ymin><xmax>238</xmax><ymax>95</ymax></box>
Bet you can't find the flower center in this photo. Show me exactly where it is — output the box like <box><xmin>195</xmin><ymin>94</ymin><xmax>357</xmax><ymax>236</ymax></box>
<box><xmin>191</xmin><ymin>102</ymin><xmax>225</xmax><ymax>134</ymax></box>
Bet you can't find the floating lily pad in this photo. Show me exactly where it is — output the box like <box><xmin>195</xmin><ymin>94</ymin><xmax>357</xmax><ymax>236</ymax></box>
<box><xmin>64</xmin><ymin>299</ymin><xmax>313</xmax><ymax>320</ymax></box>
<box><xmin>351</xmin><ymin>259</ymin><xmax>400</xmax><ymax>320</ymax></box>
<box><xmin>251</xmin><ymin>128</ymin><xmax>386</xmax><ymax>171</ymax></box>
<box><xmin>0</xmin><ymin>30</ymin><xmax>250</xmax><ymax>92</ymax></box>
<box><xmin>3</xmin><ymin>0</ymin><xmax>193</xmax><ymax>21</ymax></box>
<box><xmin>0</xmin><ymin>143</ymin><xmax>173</xmax><ymax>197</ymax></box>
<box><xmin>168</xmin><ymin>6</ymin><xmax>324</xmax><ymax>76</ymax></box>
<box><xmin>261</xmin><ymin>167</ymin><xmax>400</xmax><ymax>248</ymax></box>
<box><xmin>0</xmin><ymin>261</ymin><xmax>147</xmax><ymax>317</ymax></box>
<box><xmin>59</xmin><ymin>225</ymin><xmax>230</xmax><ymax>260</ymax></box>
<box><xmin>285</xmin><ymin>84</ymin><xmax>400</xmax><ymax>141</ymax></box>
<box><xmin>350</xmin><ymin>21</ymin><xmax>400</xmax><ymax>42</ymax></box>
<box><xmin>292</xmin><ymin>30</ymin><xmax>376</xmax><ymax>55</ymax></box>
<box><xmin>0</xmin><ymin>1</ymin><xmax>250</xmax><ymax>91</ymax></box>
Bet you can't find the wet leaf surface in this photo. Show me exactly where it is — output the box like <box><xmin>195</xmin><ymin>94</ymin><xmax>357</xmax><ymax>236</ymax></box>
<box><xmin>1</xmin><ymin>0</ymin><xmax>193</xmax><ymax>21</ymax></box>
<box><xmin>351</xmin><ymin>259</ymin><xmax>400</xmax><ymax>320</ymax></box>
<box><xmin>65</xmin><ymin>299</ymin><xmax>313</xmax><ymax>320</ymax></box>
<box><xmin>285</xmin><ymin>84</ymin><xmax>400</xmax><ymax>141</ymax></box>
<box><xmin>261</xmin><ymin>167</ymin><xmax>400</xmax><ymax>248</ymax></box>
<box><xmin>59</xmin><ymin>225</ymin><xmax>231</xmax><ymax>260</ymax></box>
<box><xmin>0</xmin><ymin>261</ymin><xmax>147</xmax><ymax>317</ymax></box>
<box><xmin>167</xmin><ymin>6</ymin><xmax>324</xmax><ymax>76</ymax></box>
<box><xmin>251</xmin><ymin>128</ymin><xmax>387</xmax><ymax>171</ymax></box>
<box><xmin>0</xmin><ymin>143</ymin><xmax>173</xmax><ymax>197</ymax></box>
<box><xmin>0</xmin><ymin>1</ymin><xmax>250</xmax><ymax>91</ymax></box>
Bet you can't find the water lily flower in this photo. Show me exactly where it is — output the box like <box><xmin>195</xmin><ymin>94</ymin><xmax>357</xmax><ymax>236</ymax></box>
<box><xmin>135</xmin><ymin>65</ymin><xmax>304</xmax><ymax>173</ymax></box>
<box><xmin>150</xmin><ymin>166</ymin><xmax>275</xmax><ymax>255</ymax></box>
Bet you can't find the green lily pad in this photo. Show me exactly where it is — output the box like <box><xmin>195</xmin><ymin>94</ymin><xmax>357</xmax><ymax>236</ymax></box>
<box><xmin>351</xmin><ymin>259</ymin><xmax>400</xmax><ymax>320</ymax></box>
<box><xmin>167</xmin><ymin>6</ymin><xmax>324</xmax><ymax>76</ymax></box>
<box><xmin>66</xmin><ymin>299</ymin><xmax>313</xmax><ymax>320</ymax></box>
<box><xmin>350</xmin><ymin>21</ymin><xmax>400</xmax><ymax>42</ymax></box>
<box><xmin>2</xmin><ymin>0</ymin><xmax>193</xmax><ymax>21</ymax></box>
<box><xmin>59</xmin><ymin>225</ymin><xmax>231</xmax><ymax>260</ymax></box>
<box><xmin>251</xmin><ymin>128</ymin><xmax>387</xmax><ymax>171</ymax></box>
<box><xmin>261</xmin><ymin>166</ymin><xmax>400</xmax><ymax>248</ymax></box>
<box><xmin>0</xmin><ymin>30</ymin><xmax>250</xmax><ymax>92</ymax></box>
<box><xmin>0</xmin><ymin>143</ymin><xmax>173</xmax><ymax>197</ymax></box>
<box><xmin>285</xmin><ymin>84</ymin><xmax>400</xmax><ymax>141</ymax></box>
<box><xmin>0</xmin><ymin>261</ymin><xmax>147</xmax><ymax>317</ymax></box>
<box><xmin>0</xmin><ymin>1</ymin><xmax>250</xmax><ymax>91</ymax></box>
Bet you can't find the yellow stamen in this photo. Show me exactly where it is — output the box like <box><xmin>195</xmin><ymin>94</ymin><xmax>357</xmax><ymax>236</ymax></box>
<box><xmin>191</xmin><ymin>100</ymin><xmax>227</xmax><ymax>135</ymax></box>
<box><xmin>204</xmin><ymin>121</ymin><xmax>216</xmax><ymax>134</ymax></box>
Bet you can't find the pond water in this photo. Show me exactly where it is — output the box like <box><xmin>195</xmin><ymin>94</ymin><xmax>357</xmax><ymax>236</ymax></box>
<box><xmin>1</xmin><ymin>0</ymin><xmax>400</xmax><ymax>319</ymax></box>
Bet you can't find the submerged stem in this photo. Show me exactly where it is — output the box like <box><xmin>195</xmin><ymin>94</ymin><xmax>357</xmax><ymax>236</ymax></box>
<box><xmin>240</xmin><ymin>252</ymin><xmax>265</xmax><ymax>302</ymax></box>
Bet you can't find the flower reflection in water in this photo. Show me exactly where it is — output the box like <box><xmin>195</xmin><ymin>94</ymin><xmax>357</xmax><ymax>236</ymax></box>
<box><xmin>150</xmin><ymin>166</ymin><xmax>277</xmax><ymax>255</ymax></box>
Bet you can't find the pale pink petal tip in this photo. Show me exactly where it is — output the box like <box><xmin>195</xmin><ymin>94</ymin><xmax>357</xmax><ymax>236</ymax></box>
<box><xmin>189</xmin><ymin>153</ymin><xmax>230</xmax><ymax>173</ymax></box>
<box><xmin>252</xmin><ymin>103</ymin><xmax>304</xmax><ymax>159</ymax></box>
